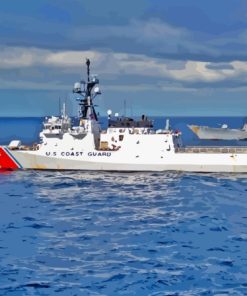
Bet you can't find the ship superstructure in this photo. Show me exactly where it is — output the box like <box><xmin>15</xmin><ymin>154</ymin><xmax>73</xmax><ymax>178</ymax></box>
<box><xmin>1</xmin><ymin>59</ymin><xmax>247</xmax><ymax>172</ymax></box>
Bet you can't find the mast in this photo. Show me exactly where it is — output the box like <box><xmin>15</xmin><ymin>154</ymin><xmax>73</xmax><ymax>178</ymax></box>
<box><xmin>124</xmin><ymin>99</ymin><xmax>126</xmax><ymax>117</ymax></box>
<box><xmin>59</xmin><ymin>97</ymin><xmax>61</xmax><ymax>116</ymax></box>
<box><xmin>73</xmin><ymin>59</ymin><xmax>101</xmax><ymax>121</ymax></box>
<box><xmin>86</xmin><ymin>58</ymin><xmax>90</xmax><ymax>83</ymax></box>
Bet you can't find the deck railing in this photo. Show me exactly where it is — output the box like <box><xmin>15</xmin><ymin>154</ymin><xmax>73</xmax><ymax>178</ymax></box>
<box><xmin>175</xmin><ymin>146</ymin><xmax>247</xmax><ymax>154</ymax></box>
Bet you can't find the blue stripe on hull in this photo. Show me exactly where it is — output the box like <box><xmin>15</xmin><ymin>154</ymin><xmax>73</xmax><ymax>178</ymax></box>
<box><xmin>3</xmin><ymin>148</ymin><xmax>23</xmax><ymax>169</ymax></box>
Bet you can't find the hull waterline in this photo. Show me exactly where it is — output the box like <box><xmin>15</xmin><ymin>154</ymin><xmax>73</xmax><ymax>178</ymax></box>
<box><xmin>2</xmin><ymin>146</ymin><xmax>247</xmax><ymax>173</ymax></box>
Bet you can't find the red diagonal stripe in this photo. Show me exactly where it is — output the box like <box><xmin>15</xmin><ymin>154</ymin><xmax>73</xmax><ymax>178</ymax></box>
<box><xmin>0</xmin><ymin>147</ymin><xmax>18</xmax><ymax>169</ymax></box>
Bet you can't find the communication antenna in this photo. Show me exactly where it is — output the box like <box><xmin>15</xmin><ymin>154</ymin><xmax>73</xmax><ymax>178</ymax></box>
<box><xmin>59</xmin><ymin>97</ymin><xmax>61</xmax><ymax>116</ymax></box>
<box><xmin>124</xmin><ymin>99</ymin><xmax>126</xmax><ymax>117</ymax></box>
<box><xmin>65</xmin><ymin>96</ymin><xmax>68</xmax><ymax>116</ymax></box>
<box><xmin>86</xmin><ymin>58</ymin><xmax>90</xmax><ymax>82</ymax></box>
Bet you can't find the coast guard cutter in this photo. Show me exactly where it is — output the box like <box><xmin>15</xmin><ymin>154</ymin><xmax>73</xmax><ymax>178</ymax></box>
<box><xmin>1</xmin><ymin>59</ymin><xmax>247</xmax><ymax>172</ymax></box>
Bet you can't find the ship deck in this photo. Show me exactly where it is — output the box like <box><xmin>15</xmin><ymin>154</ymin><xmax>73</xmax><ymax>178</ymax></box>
<box><xmin>176</xmin><ymin>146</ymin><xmax>247</xmax><ymax>154</ymax></box>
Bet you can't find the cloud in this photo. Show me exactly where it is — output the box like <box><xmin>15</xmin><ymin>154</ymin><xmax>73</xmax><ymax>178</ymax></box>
<box><xmin>2</xmin><ymin>6</ymin><xmax>247</xmax><ymax>64</ymax></box>
<box><xmin>0</xmin><ymin>46</ymin><xmax>103</xmax><ymax>69</ymax></box>
<box><xmin>0</xmin><ymin>47</ymin><xmax>47</xmax><ymax>69</ymax></box>
<box><xmin>0</xmin><ymin>78</ymin><xmax>69</xmax><ymax>91</ymax></box>
<box><xmin>169</xmin><ymin>61</ymin><xmax>238</xmax><ymax>82</ymax></box>
<box><xmin>1</xmin><ymin>46</ymin><xmax>247</xmax><ymax>94</ymax></box>
<box><xmin>2</xmin><ymin>1</ymin><xmax>247</xmax><ymax>116</ymax></box>
<box><xmin>206</xmin><ymin>63</ymin><xmax>235</xmax><ymax>70</ymax></box>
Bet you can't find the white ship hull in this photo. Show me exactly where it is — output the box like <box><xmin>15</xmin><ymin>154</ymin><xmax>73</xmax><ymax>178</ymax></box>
<box><xmin>2</xmin><ymin>146</ymin><xmax>247</xmax><ymax>173</ymax></box>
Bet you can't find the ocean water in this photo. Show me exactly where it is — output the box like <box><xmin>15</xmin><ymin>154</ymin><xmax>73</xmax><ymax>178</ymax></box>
<box><xmin>1</xmin><ymin>117</ymin><xmax>247</xmax><ymax>296</ymax></box>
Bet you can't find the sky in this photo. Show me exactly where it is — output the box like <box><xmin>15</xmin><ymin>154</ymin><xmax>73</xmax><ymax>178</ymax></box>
<box><xmin>1</xmin><ymin>0</ymin><xmax>247</xmax><ymax>116</ymax></box>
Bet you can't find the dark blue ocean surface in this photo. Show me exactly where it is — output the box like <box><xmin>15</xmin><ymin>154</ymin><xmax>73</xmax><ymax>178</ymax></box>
<box><xmin>0</xmin><ymin>117</ymin><xmax>247</xmax><ymax>296</ymax></box>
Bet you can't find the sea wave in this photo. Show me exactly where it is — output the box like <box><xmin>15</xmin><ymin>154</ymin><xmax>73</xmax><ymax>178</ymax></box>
<box><xmin>0</xmin><ymin>170</ymin><xmax>247</xmax><ymax>295</ymax></box>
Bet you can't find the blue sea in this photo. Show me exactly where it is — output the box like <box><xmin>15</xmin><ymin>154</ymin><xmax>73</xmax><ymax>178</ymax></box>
<box><xmin>1</xmin><ymin>117</ymin><xmax>247</xmax><ymax>296</ymax></box>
